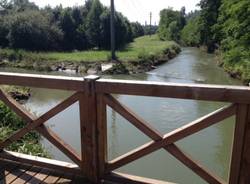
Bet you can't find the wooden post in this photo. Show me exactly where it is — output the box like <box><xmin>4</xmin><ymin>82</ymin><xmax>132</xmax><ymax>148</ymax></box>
<box><xmin>97</xmin><ymin>93</ymin><xmax>107</xmax><ymax>178</ymax></box>
<box><xmin>79</xmin><ymin>75</ymin><xmax>100</xmax><ymax>183</ymax></box>
<box><xmin>229</xmin><ymin>104</ymin><xmax>250</xmax><ymax>184</ymax></box>
<box><xmin>238</xmin><ymin>105</ymin><xmax>250</xmax><ymax>184</ymax></box>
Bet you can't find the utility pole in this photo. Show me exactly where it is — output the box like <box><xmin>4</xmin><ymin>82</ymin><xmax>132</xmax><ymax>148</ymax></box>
<box><xmin>110</xmin><ymin>0</ymin><xmax>116</xmax><ymax>60</ymax></box>
<box><xmin>149</xmin><ymin>12</ymin><xmax>152</xmax><ymax>37</ymax></box>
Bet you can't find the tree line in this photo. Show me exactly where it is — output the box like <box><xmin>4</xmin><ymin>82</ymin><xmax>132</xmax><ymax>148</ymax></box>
<box><xmin>0</xmin><ymin>0</ymin><xmax>147</xmax><ymax>51</ymax></box>
<box><xmin>158</xmin><ymin>0</ymin><xmax>250</xmax><ymax>82</ymax></box>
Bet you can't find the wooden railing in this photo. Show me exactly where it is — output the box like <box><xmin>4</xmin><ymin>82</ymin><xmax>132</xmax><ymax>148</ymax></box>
<box><xmin>0</xmin><ymin>72</ymin><xmax>249</xmax><ymax>184</ymax></box>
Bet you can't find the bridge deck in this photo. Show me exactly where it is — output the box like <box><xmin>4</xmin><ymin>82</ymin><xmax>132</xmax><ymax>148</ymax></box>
<box><xmin>0</xmin><ymin>159</ymin><xmax>90</xmax><ymax>184</ymax></box>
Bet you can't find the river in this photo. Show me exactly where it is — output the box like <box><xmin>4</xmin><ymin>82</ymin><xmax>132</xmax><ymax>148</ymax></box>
<box><xmin>3</xmin><ymin>48</ymin><xmax>242</xmax><ymax>183</ymax></box>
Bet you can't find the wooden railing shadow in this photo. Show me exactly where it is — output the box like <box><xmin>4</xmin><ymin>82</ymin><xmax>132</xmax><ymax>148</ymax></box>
<box><xmin>0</xmin><ymin>72</ymin><xmax>249</xmax><ymax>184</ymax></box>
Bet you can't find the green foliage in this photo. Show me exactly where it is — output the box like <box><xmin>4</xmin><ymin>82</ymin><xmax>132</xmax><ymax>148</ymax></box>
<box><xmin>85</xmin><ymin>0</ymin><xmax>104</xmax><ymax>48</ymax></box>
<box><xmin>0</xmin><ymin>35</ymin><xmax>180</xmax><ymax>64</ymax></box>
<box><xmin>181</xmin><ymin>15</ymin><xmax>202</xmax><ymax>46</ymax></box>
<box><xmin>0</xmin><ymin>101</ymin><xmax>49</xmax><ymax>157</ymax></box>
<box><xmin>199</xmin><ymin>0</ymin><xmax>221</xmax><ymax>52</ymax></box>
<box><xmin>7</xmin><ymin>10</ymin><xmax>63</xmax><ymax>51</ymax></box>
<box><xmin>99</xmin><ymin>9</ymin><xmax>133</xmax><ymax>49</ymax></box>
<box><xmin>0</xmin><ymin>16</ymin><xmax>9</xmax><ymax>47</ymax></box>
<box><xmin>131</xmin><ymin>22</ymin><xmax>144</xmax><ymax>38</ymax></box>
<box><xmin>158</xmin><ymin>8</ymin><xmax>186</xmax><ymax>42</ymax></box>
<box><xmin>143</xmin><ymin>25</ymin><xmax>158</xmax><ymax>35</ymax></box>
<box><xmin>0</xmin><ymin>0</ymin><xmax>138</xmax><ymax>51</ymax></box>
<box><xmin>215</xmin><ymin>0</ymin><xmax>250</xmax><ymax>83</ymax></box>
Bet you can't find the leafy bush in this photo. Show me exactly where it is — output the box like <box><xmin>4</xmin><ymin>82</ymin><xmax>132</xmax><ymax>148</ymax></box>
<box><xmin>7</xmin><ymin>10</ymin><xmax>63</xmax><ymax>51</ymax></box>
<box><xmin>0</xmin><ymin>101</ymin><xmax>49</xmax><ymax>157</ymax></box>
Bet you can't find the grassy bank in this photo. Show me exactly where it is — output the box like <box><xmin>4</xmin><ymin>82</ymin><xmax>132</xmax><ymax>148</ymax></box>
<box><xmin>0</xmin><ymin>35</ymin><xmax>180</xmax><ymax>73</ymax></box>
<box><xmin>215</xmin><ymin>50</ymin><xmax>250</xmax><ymax>85</ymax></box>
<box><xmin>0</xmin><ymin>87</ymin><xmax>49</xmax><ymax>157</ymax></box>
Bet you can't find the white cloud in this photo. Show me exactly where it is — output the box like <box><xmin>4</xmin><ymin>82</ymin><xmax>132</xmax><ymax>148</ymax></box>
<box><xmin>30</xmin><ymin>0</ymin><xmax>200</xmax><ymax>24</ymax></box>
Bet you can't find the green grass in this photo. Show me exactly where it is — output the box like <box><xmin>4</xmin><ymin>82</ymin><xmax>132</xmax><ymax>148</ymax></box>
<box><xmin>117</xmin><ymin>35</ymin><xmax>179</xmax><ymax>62</ymax></box>
<box><xmin>0</xmin><ymin>35</ymin><xmax>179</xmax><ymax>63</ymax></box>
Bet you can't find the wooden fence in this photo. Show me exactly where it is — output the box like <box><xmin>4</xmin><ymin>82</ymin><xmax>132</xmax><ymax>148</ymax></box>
<box><xmin>0</xmin><ymin>72</ymin><xmax>249</xmax><ymax>184</ymax></box>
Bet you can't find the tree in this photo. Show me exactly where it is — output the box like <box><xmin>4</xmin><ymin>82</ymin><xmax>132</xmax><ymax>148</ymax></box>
<box><xmin>158</xmin><ymin>8</ymin><xmax>183</xmax><ymax>42</ymax></box>
<box><xmin>11</xmin><ymin>0</ymin><xmax>38</xmax><ymax>12</ymax></box>
<box><xmin>0</xmin><ymin>16</ymin><xmax>9</xmax><ymax>47</ymax></box>
<box><xmin>85</xmin><ymin>0</ymin><xmax>104</xmax><ymax>48</ymax></box>
<box><xmin>131</xmin><ymin>22</ymin><xmax>144</xmax><ymax>38</ymax></box>
<box><xmin>179</xmin><ymin>6</ymin><xmax>186</xmax><ymax>29</ymax></box>
<box><xmin>8</xmin><ymin>10</ymin><xmax>63</xmax><ymax>50</ymax></box>
<box><xmin>98</xmin><ymin>8</ymin><xmax>133</xmax><ymax>49</ymax></box>
<box><xmin>59</xmin><ymin>9</ymin><xmax>76</xmax><ymax>50</ymax></box>
<box><xmin>199</xmin><ymin>0</ymin><xmax>221</xmax><ymax>52</ymax></box>
<box><xmin>215</xmin><ymin>0</ymin><xmax>250</xmax><ymax>61</ymax></box>
<box><xmin>181</xmin><ymin>15</ymin><xmax>202</xmax><ymax>46</ymax></box>
<box><xmin>0</xmin><ymin>0</ymin><xmax>134</xmax><ymax>51</ymax></box>
<box><xmin>0</xmin><ymin>0</ymin><xmax>11</xmax><ymax>10</ymax></box>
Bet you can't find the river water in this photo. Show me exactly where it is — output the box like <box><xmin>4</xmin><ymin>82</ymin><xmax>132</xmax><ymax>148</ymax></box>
<box><xmin>3</xmin><ymin>48</ymin><xmax>242</xmax><ymax>183</ymax></box>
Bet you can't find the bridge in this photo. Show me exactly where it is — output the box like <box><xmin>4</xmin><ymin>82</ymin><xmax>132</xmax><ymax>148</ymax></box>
<box><xmin>0</xmin><ymin>72</ymin><xmax>249</xmax><ymax>184</ymax></box>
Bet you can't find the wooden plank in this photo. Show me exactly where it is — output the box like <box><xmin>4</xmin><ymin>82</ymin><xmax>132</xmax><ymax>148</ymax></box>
<box><xmin>0</xmin><ymin>160</ymin><xmax>10</xmax><ymax>171</ymax></box>
<box><xmin>238</xmin><ymin>105</ymin><xmax>250</xmax><ymax>184</ymax></box>
<box><xmin>97</xmin><ymin>94</ymin><xmax>108</xmax><ymax>178</ymax></box>
<box><xmin>79</xmin><ymin>75</ymin><xmax>100</xmax><ymax>182</ymax></box>
<box><xmin>26</xmin><ymin>168</ymin><xmax>50</xmax><ymax>184</ymax></box>
<box><xmin>11</xmin><ymin>166</ymin><xmax>41</xmax><ymax>184</ymax></box>
<box><xmin>5</xmin><ymin>164</ymin><xmax>31</xmax><ymax>184</ymax></box>
<box><xmin>0</xmin><ymin>151</ymin><xmax>82</xmax><ymax>176</ymax></box>
<box><xmin>0</xmin><ymin>162</ymin><xmax>19</xmax><ymax>181</ymax></box>
<box><xmin>104</xmin><ymin>171</ymin><xmax>176</xmax><ymax>184</ymax></box>
<box><xmin>42</xmin><ymin>172</ymin><xmax>61</xmax><ymax>184</ymax></box>
<box><xmin>229</xmin><ymin>104</ymin><xmax>248</xmax><ymax>184</ymax></box>
<box><xmin>166</xmin><ymin>144</ymin><xmax>226</xmax><ymax>184</ymax></box>
<box><xmin>0</xmin><ymin>92</ymin><xmax>80</xmax><ymax>149</ymax></box>
<box><xmin>56</xmin><ymin>176</ymin><xmax>72</xmax><ymax>184</ymax></box>
<box><xmin>96</xmin><ymin>79</ymin><xmax>250</xmax><ymax>103</ymax></box>
<box><xmin>0</xmin><ymin>72</ymin><xmax>85</xmax><ymax>91</ymax></box>
<box><xmin>107</xmin><ymin>105</ymin><xmax>235</xmax><ymax>171</ymax></box>
<box><xmin>103</xmin><ymin>94</ymin><xmax>163</xmax><ymax>141</ymax></box>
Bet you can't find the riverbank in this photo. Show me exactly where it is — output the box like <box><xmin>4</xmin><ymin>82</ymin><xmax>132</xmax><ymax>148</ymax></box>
<box><xmin>214</xmin><ymin>50</ymin><xmax>250</xmax><ymax>85</ymax></box>
<box><xmin>0</xmin><ymin>35</ymin><xmax>181</xmax><ymax>75</ymax></box>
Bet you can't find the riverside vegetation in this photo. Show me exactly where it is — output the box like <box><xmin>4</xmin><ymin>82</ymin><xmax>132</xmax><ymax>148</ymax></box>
<box><xmin>158</xmin><ymin>0</ymin><xmax>250</xmax><ymax>84</ymax></box>
<box><xmin>0</xmin><ymin>35</ymin><xmax>181</xmax><ymax>74</ymax></box>
<box><xmin>0</xmin><ymin>94</ymin><xmax>49</xmax><ymax>157</ymax></box>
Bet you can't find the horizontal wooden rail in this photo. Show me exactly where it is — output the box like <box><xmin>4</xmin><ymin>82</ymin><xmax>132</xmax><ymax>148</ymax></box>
<box><xmin>104</xmin><ymin>172</ymin><xmax>176</xmax><ymax>184</ymax></box>
<box><xmin>0</xmin><ymin>72</ymin><xmax>250</xmax><ymax>102</ymax></box>
<box><xmin>0</xmin><ymin>72</ymin><xmax>85</xmax><ymax>91</ymax></box>
<box><xmin>96</xmin><ymin>79</ymin><xmax>250</xmax><ymax>103</ymax></box>
<box><xmin>0</xmin><ymin>151</ymin><xmax>82</xmax><ymax>176</ymax></box>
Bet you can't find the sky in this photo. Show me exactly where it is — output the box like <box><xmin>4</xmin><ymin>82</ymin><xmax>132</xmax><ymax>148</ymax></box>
<box><xmin>30</xmin><ymin>0</ymin><xmax>200</xmax><ymax>24</ymax></box>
